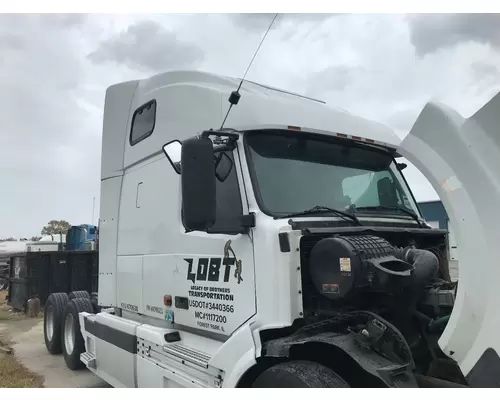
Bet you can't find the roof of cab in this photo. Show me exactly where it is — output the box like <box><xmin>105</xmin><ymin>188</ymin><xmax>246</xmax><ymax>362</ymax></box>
<box><xmin>101</xmin><ymin>70</ymin><xmax>401</xmax><ymax>179</ymax></box>
<box><xmin>134</xmin><ymin>70</ymin><xmax>401</xmax><ymax>147</ymax></box>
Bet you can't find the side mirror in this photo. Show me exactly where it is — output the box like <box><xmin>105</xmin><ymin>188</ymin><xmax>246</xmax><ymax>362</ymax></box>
<box><xmin>162</xmin><ymin>140</ymin><xmax>182</xmax><ymax>174</ymax></box>
<box><xmin>397</xmin><ymin>162</ymin><xmax>408</xmax><ymax>171</ymax></box>
<box><xmin>181</xmin><ymin>137</ymin><xmax>216</xmax><ymax>231</ymax></box>
<box><xmin>215</xmin><ymin>152</ymin><xmax>233</xmax><ymax>182</ymax></box>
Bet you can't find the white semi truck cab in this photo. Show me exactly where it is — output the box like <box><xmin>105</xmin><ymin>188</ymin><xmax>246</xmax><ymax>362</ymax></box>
<box><xmin>43</xmin><ymin>70</ymin><xmax>500</xmax><ymax>388</ymax></box>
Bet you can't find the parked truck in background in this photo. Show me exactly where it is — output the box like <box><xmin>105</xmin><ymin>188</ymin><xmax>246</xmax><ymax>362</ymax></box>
<box><xmin>66</xmin><ymin>224</ymin><xmax>98</xmax><ymax>251</ymax></box>
<box><xmin>42</xmin><ymin>70</ymin><xmax>500</xmax><ymax>387</ymax></box>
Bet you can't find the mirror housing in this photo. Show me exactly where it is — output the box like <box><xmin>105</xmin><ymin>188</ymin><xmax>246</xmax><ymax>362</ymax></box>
<box><xmin>181</xmin><ymin>136</ymin><xmax>216</xmax><ymax>231</ymax></box>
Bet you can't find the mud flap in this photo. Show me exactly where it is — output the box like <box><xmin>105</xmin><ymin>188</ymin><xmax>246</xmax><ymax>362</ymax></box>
<box><xmin>398</xmin><ymin>91</ymin><xmax>500</xmax><ymax>386</ymax></box>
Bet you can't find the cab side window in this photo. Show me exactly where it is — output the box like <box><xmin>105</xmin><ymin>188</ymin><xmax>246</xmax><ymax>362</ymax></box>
<box><xmin>130</xmin><ymin>100</ymin><xmax>156</xmax><ymax>146</ymax></box>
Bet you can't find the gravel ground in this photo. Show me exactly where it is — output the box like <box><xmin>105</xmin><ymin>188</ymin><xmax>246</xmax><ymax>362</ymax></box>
<box><xmin>9</xmin><ymin>320</ymin><xmax>110</xmax><ymax>388</ymax></box>
<box><xmin>0</xmin><ymin>291</ymin><xmax>110</xmax><ymax>388</ymax></box>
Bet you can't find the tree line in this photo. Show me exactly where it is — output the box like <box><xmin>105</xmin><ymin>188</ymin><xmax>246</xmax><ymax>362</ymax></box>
<box><xmin>0</xmin><ymin>220</ymin><xmax>71</xmax><ymax>242</ymax></box>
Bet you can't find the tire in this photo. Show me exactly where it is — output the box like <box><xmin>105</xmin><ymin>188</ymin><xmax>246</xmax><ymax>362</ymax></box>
<box><xmin>62</xmin><ymin>297</ymin><xmax>94</xmax><ymax>370</ymax></box>
<box><xmin>44</xmin><ymin>292</ymin><xmax>69</xmax><ymax>354</ymax></box>
<box><xmin>69</xmin><ymin>291</ymin><xmax>90</xmax><ymax>300</ymax></box>
<box><xmin>252</xmin><ymin>360</ymin><xmax>350</xmax><ymax>388</ymax></box>
<box><xmin>89</xmin><ymin>294</ymin><xmax>99</xmax><ymax>313</ymax></box>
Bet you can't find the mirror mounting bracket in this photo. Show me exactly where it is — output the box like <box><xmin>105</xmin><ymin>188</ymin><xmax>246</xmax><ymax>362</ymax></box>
<box><xmin>240</xmin><ymin>213</ymin><xmax>256</xmax><ymax>229</ymax></box>
<box><xmin>201</xmin><ymin>129</ymin><xmax>240</xmax><ymax>151</ymax></box>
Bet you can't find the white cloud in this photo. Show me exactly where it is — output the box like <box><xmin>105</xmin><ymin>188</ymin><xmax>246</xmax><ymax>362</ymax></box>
<box><xmin>407</xmin><ymin>13</ymin><xmax>500</xmax><ymax>57</ymax></box>
<box><xmin>1</xmin><ymin>13</ymin><xmax>499</xmax><ymax>237</ymax></box>
<box><xmin>228</xmin><ymin>13</ymin><xmax>335</xmax><ymax>32</ymax></box>
<box><xmin>88</xmin><ymin>20</ymin><xmax>204</xmax><ymax>72</ymax></box>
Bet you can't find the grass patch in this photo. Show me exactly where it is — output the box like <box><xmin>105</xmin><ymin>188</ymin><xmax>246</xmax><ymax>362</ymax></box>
<box><xmin>0</xmin><ymin>290</ymin><xmax>22</xmax><ymax>321</ymax></box>
<box><xmin>0</xmin><ymin>344</ymin><xmax>44</xmax><ymax>387</ymax></box>
<box><xmin>0</xmin><ymin>290</ymin><xmax>42</xmax><ymax>321</ymax></box>
<box><xmin>0</xmin><ymin>354</ymin><xmax>45</xmax><ymax>387</ymax></box>
<box><xmin>0</xmin><ymin>291</ymin><xmax>45</xmax><ymax>387</ymax></box>
<box><xmin>0</xmin><ymin>290</ymin><xmax>10</xmax><ymax>321</ymax></box>
<box><xmin>0</xmin><ymin>330</ymin><xmax>44</xmax><ymax>388</ymax></box>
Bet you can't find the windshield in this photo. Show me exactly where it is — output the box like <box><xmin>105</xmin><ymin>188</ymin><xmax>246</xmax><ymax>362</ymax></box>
<box><xmin>244</xmin><ymin>131</ymin><xmax>420</xmax><ymax>219</ymax></box>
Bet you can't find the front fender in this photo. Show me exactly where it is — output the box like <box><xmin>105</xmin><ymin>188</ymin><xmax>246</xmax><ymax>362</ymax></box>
<box><xmin>222</xmin><ymin>347</ymin><xmax>257</xmax><ymax>388</ymax></box>
<box><xmin>262</xmin><ymin>312</ymin><xmax>418</xmax><ymax>388</ymax></box>
<box><xmin>209</xmin><ymin>323</ymin><xmax>257</xmax><ymax>388</ymax></box>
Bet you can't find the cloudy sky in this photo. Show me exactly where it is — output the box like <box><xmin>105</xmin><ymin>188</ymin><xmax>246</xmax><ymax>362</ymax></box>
<box><xmin>1</xmin><ymin>13</ymin><xmax>500</xmax><ymax>238</ymax></box>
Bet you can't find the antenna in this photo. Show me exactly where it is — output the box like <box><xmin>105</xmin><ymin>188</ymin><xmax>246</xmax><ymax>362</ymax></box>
<box><xmin>220</xmin><ymin>13</ymin><xmax>279</xmax><ymax>130</ymax></box>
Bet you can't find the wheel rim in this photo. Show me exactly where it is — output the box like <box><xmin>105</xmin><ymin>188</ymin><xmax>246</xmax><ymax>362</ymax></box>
<box><xmin>45</xmin><ymin>305</ymin><xmax>54</xmax><ymax>341</ymax></box>
<box><xmin>64</xmin><ymin>313</ymin><xmax>75</xmax><ymax>355</ymax></box>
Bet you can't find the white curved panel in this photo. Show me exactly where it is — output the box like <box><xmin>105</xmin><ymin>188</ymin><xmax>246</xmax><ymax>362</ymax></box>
<box><xmin>399</xmin><ymin>91</ymin><xmax>500</xmax><ymax>377</ymax></box>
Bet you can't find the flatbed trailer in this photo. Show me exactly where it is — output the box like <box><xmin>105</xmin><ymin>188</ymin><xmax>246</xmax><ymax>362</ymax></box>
<box><xmin>7</xmin><ymin>250</ymin><xmax>98</xmax><ymax>311</ymax></box>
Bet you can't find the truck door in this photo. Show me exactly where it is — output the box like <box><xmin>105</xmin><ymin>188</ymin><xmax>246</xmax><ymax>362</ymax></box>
<box><xmin>142</xmin><ymin>145</ymin><xmax>256</xmax><ymax>339</ymax></box>
<box><xmin>178</xmin><ymin>148</ymin><xmax>255</xmax><ymax>338</ymax></box>
<box><xmin>398</xmin><ymin>91</ymin><xmax>500</xmax><ymax>387</ymax></box>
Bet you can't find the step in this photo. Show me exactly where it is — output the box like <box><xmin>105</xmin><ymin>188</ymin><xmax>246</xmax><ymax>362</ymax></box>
<box><xmin>162</xmin><ymin>343</ymin><xmax>211</xmax><ymax>369</ymax></box>
<box><xmin>81</xmin><ymin>351</ymin><xmax>97</xmax><ymax>369</ymax></box>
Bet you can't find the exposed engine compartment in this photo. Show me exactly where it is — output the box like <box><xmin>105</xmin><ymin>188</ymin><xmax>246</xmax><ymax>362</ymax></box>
<box><xmin>301</xmin><ymin>230</ymin><xmax>455</xmax><ymax>316</ymax></box>
<box><xmin>308</xmin><ymin>234</ymin><xmax>446</xmax><ymax>319</ymax></box>
<box><xmin>298</xmin><ymin>228</ymin><xmax>460</xmax><ymax>383</ymax></box>
<box><xmin>310</xmin><ymin>235</ymin><xmax>426</xmax><ymax>299</ymax></box>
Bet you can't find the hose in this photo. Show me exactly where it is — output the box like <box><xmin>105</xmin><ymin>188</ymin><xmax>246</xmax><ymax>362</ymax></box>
<box><xmin>405</xmin><ymin>249</ymin><xmax>440</xmax><ymax>290</ymax></box>
<box><xmin>395</xmin><ymin>247</ymin><xmax>439</xmax><ymax>301</ymax></box>
<box><xmin>428</xmin><ymin>315</ymin><xmax>451</xmax><ymax>334</ymax></box>
<box><xmin>392</xmin><ymin>247</ymin><xmax>440</xmax><ymax>333</ymax></box>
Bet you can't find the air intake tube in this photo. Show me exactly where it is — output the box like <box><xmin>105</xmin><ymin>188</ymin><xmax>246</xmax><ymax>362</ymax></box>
<box><xmin>389</xmin><ymin>247</ymin><xmax>440</xmax><ymax>336</ymax></box>
<box><xmin>399</xmin><ymin>248</ymin><xmax>439</xmax><ymax>288</ymax></box>
<box><xmin>395</xmin><ymin>247</ymin><xmax>440</xmax><ymax>303</ymax></box>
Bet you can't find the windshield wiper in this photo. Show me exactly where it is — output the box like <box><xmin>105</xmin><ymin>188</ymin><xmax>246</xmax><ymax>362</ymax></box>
<box><xmin>276</xmin><ymin>205</ymin><xmax>362</xmax><ymax>225</ymax></box>
<box><xmin>353</xmin><ymin>205</ymin><xmax>423</xmax><ymax>227</ymax></box>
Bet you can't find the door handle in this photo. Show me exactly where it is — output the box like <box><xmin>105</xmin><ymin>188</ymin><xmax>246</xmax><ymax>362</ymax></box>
<box><xmin>136</xmin><ymin>182</ymin><xmax>143</xmax><ymax>208</ymax></box>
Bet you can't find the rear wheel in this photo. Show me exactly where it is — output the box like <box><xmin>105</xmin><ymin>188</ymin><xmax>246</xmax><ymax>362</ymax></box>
<box><xmin>252</xmin><ymin>360</ymin><xmax>350</xmax><ymax>388</ymax></box>
<box><xmin>89</xmin><ymin>293</ymin><xmax>99</xmax><ymax>313</ymax></box>
<box><xmin>62</xmin><ymin>298</ymin><xmax>93</xmax><ymax>370</ymax></box>
<box><xmin>69</xmin><ymin>291</ymin><xmax>90</xmax><ymax>300</ymax></box>
<box><xmin>44</xmin><ymin>293</ymin><xmax>69</xmax><ymax>354</ymax></box>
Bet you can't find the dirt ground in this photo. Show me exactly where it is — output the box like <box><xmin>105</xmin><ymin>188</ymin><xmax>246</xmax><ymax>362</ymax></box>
<box><xmin>0</xmin><ymin>291</ymin><xmax>44</xmax><ymax>387</ymax></box>
<box><xmin>0</xmin><ymin>344</ymin><xmax>44</xmax><ymax>388</ymax></box>
<box><xmin>0</xmin><ymin>291</ymin><xmax>110</xmax><ymax>388</ymax></box>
